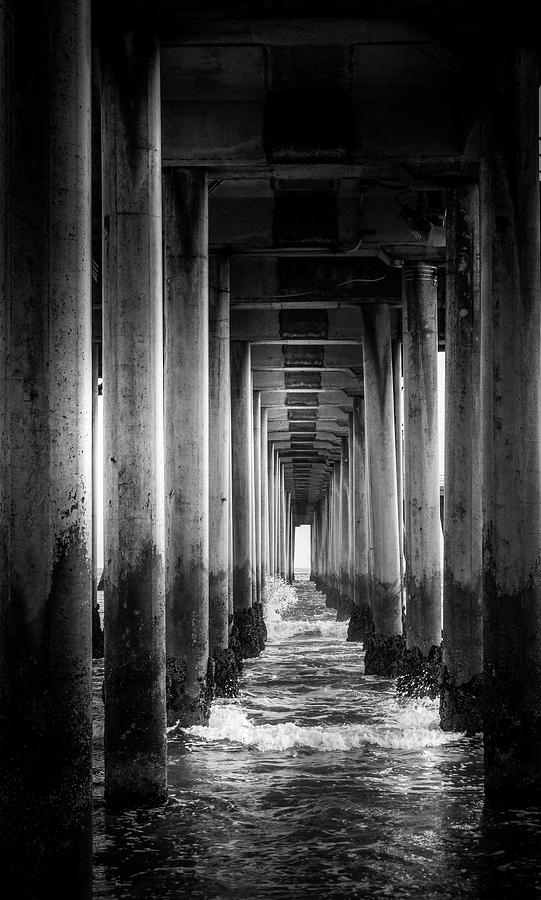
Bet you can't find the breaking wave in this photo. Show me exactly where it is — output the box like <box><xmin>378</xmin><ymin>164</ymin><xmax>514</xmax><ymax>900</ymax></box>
<box><xmin>184</xmin><ymin>700</ymin><xmax>463</xmax><ymax>752</ymax></box>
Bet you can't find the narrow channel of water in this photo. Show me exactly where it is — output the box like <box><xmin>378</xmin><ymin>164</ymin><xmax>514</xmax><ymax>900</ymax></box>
<box><xmin>93</xmin><ymin>574</ymin><xmax>541</xmax><ymax>898</ymax></box>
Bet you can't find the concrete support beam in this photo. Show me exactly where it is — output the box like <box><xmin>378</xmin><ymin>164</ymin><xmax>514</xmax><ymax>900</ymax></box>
<box><xmin>261</xmin><ymin>390</ymin><xmax>354</xmax><ymax>408</ymax></box>
<box><xmin>251</xmin><ymin>344</ymin><xmax>365</xmax><ymax>371</ymax></box>
<box><xmin>230</xmin><ymin>257</ymin><xmax>401</xmax><ymax>305</ymax></box>
<box><xmin>402</xmin><ymin>264</ymin><xmax>442</xmax><ymax>661</ymax></box>
<box><xmin>1</xmin><ymin>1</ymin><xmax>93</xmax><ymax>888</ymax></box>
<box><xmin>480</xmin><ymin>48</ymin><xmax>541</xmax><ymax>801</ymax></box>
<box><xmin>231</xmin><ymin>308</ymin><xmax>363</xmax><ymax>343</ymax></box>
<box><xmin>440</xmin><ymin>184</ymin><xmax>482</xmax><ymax>733</ymax></box>
<box><xmin>102</xmin><ymin>29</ymin><xmax>167</xmax><ymax>805</ymax></box>
<box><xmin>362</xmin><ymin>305</ymin><xmax>403</xmax><ymax>674</ymax></box>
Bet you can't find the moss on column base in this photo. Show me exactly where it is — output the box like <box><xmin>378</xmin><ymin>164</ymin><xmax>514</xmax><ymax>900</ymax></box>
<box><xmin>347</xmin><ymin>603</ymin><xmax>374</xmax><ymax>643</ymax></box>
<box><xmin>212</xmin><ymin>648</ymin><xmax>240</xmax><ymax>698</ymax></box>
<box><xmin>92</xmin><ymin>601</ymin><xmax>104</xmax><ymax>659</ymax></box>
<box><xmin>232</xmin><ymin>606</ymin><xmax>266</xmax><ymax>665</ymax></box>
<box><xmin>253</xmin><ymin>602</ymin><xmax>268</xmax><ymax>649</ymax></box>
<box><xmin>166</xmin><ymin>656</ymin><xmax>213</xmax><ymax>728</ymax></box>
<box><xmin>440</xmin><ymin>669</ymin><xmax>482</xmax><ymax>733</ymax></box>
<box><xmin>364</xmin><ymin>633</ymin><xmax>406</xmax><ymax>677</ymax></box>
<box><xmin>396</xmin><ymin>644</ymin><xmax>442</xmax><ymax>699</ymax></box>
<box><xmin>335</xmin><ymin>594</ymin><xmax>354</xmax><ymax>621</ymax></box>
<box><xmin>325</xmin><ymin>586</ymin><xmax>339</xmax><ymax>609</ymax></box>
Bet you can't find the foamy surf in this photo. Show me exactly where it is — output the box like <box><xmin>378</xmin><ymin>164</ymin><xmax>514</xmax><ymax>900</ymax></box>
<box><xmin>267</xmin><ymin>618</ymin><xmax>348</xmax><ymax>642</ymax></box>
<box><xmin>184</xmin><ymin>702</ymin><xmax>463</xmax><ymax>752</ymax></box>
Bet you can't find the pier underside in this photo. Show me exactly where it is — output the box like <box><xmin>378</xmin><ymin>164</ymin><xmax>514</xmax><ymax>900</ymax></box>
<box><xmin>1</xmin><ymin>0</ymin><xmax>541</xmax><ymax>893</ymax></box>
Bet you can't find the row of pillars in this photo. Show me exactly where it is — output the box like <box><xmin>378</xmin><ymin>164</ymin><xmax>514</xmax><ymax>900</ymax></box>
<box><xmin>312</xmin><ymin>47</ymin><xmax>541</xmax><ymax>804</ymax></box>
<box><xmin>311</xmin><ymin>269</ymin><xmax>441</xmax><ymax>670</ymax></box>
<box><xmin>0</xmin><ymin>12</ymin><xmax>296</xmax><ymax>891</ymax></box>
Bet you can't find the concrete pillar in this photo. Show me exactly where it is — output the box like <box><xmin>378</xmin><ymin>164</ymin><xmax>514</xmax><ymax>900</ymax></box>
<box><xmin>480</xmin><ymin>48</ymin><xmax>541</xmax><ymax>801</ymax></box>
<box><xmin>231</xmin><ymin>341</ymin><xmax>261</xmax><ymax>658</ymax></box>
<box><xmin>268</xmin><ymin>443</ymin><xmax>275</xmax><ymax>574</ymax></box>
<box><xmin>326</xmin><ymin>464</ymin><xmax>339</xmax><ymax>607</ymax></box>
<box><xmin>280</xmin><ymin>466</ymin><xmax>287</xmax><ymax>579</ymax></box>
<box><xmin>0</xmin><ymin>1</ymin><xmax>93</xmax><ymax>888</ymax></box>
<box><xmin>92</xmin><ymin>342</ymin><xmax>104</xmax><ymax>658</ymax></box>
<box><xmin>274</xmin><ymin>450</ymin><xmax>282</xmax><ymax>576</ymax></box>
<box><xmin>362</xmin><ymin>304</ymin><xmax>403</xmax><ymax>675</ymax></box>
<box><xmin>338</xmin><ymin>436</ymin><xmax>353</xmax><ymax>619</ymax></box>
<box><xmin>288</xmin><ymin>499</ymin><xmax>295</xmax><ymax>580</ymax></box>
<box><xmin>261</xmin><ymin>409</ymin><xmax>270</xmax><ymax>580</ymax></box>
<box><xmin>402</xmin><ymin>263</ymin><xmax>442</xmax><ymax>682</ymax></box>
<box><xmin>163</xmin><ymin>169</ymin><xmax>210</xmax><ymax>726</ymax></box>
<box><xmin>440</xmin><ymin>184</ymin><xmax>482</xmax><ymax>733</ymax></box>
<box><xmin>253</xmin><ymin>392</ymin><xmax>262</xmax><ymax>600</ymax></box>
<box><xmin>348</xmin><ymin>395</ymin><xmax>372</xmax><ymax>643</ymax></box>
<box><xmin>102</xmin><ymin>29</ymin><xmax>166</xmax><ymax>805</ymax></box>
<box><xmin>249</xmin><ymin>395</ymin><xmax>258</xmax><ymax>607</ymax></box>
<box><xmin>392</xmin><ymin>338</ymin><xmax>405</xmax><ymax>595</ymax></box>
<box><xmin>228</xmin><ymin>453</ymin><xmax>234</xmax><ymax>622</ymax></box>
<box><xmin>208</xmin><ymin>255</ymin><xmax>237</xmax><ymax>696</ymax></box>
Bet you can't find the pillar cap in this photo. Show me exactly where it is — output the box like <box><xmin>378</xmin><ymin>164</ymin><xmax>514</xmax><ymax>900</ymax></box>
<box><xmin>402</xmin><ymin>262</ymin><xmax>438</xmax><ymax>284</ymax></box>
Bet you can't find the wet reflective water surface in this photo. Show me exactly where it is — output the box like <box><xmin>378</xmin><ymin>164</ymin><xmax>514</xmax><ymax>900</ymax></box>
<box><xmin>93</xmin><ymin>576</ymin><xmax>541</xmax><ymax>898</ymax></box>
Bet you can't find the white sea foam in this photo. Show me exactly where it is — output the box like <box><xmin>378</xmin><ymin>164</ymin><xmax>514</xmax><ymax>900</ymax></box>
<box><xmin>185</xmin><ymin>703</ymin><xmax>463</xmax><ymax>752</ymax></box>
<box><xmin>267</xmin><ymin>618</ymin><xmax>348</xmax><ymax>642</ymax></box>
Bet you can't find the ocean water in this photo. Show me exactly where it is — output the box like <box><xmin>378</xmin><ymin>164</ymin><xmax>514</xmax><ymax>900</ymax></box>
<box><xmin>92</xmin><ymin>574</ymin><xmax>541</xmax><ymax>898</ymax></box>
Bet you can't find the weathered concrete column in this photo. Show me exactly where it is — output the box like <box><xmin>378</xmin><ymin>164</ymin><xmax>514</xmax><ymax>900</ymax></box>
<box><xmin>253</xmin><ymin>392</ymin><xmax>263</xmax><ymax>600</ymax></box>
<box><xmin>92</xmin><ymin>341</ymin><xmax>104</xmax><ymax>658</ymax></box>
<box><xmin>163</xmin><ymin>168</ymin><xmax>210</xmax><ymax>726</ymax></box>
<box><xmin>480</xmin><ymin>48</ymin><xmax>541</xmax><ymax>801</ymax></box>
<box><xmin>440</xmin><ymin>184</ymin><xmax>482</xmax><ymax>733</ymax></box>
<box><xmin>348</xmin><ymin>395</ymin><xmax>372</xmax><ymax>642</ymax></box>
<box><xmin>362</xmin><ymin>304</ymin><xmax>404</xmax><ymax>675</ymax></box>
<box><xmin>392</xmin><ymin>338</ymin><xmax>405</xmax><ymax>594</ymax></box>
<box><xmin>326</xmin><ymin>464</ymin><xmax>340</xmax><ymax>607</ymax></box>
<box><xmin>338</xmin><ymin>436</ymin><xmax>353</xmax><ymax>619</ymax></box>
<box><xmin>280</xmin><ymin>466</ymin><xmax>287</xmax><ymax>579</ymax></box>
<box><xmin>288</xmin><ymin>498</ymin><xmax>295</xmax><ymax>581</ymax></box>
<box><xmin>249</xmin><ymin>395</ymin><xmax>258</xmax><ymax>607</ymax></box>
<box><xmin>275</xmin><ymin>450</ymin><xmax>283</xmax><ymax>576</ymax></box>
<box><xmin>231</xmin><ymin>341</ymin><xmax>261</xmax><ymax>659</ymax></box>
<box><xmin>163</xmin><ymin>169</ymin><xmax>209</xmax><ymax>727</ymax></box>
<box><xmin>0</xmin><ymin>2</ymin><xmax>93</xmax><ymax>889</ymax></box>
<box><xmin>102</xmin><ymin>29</ymin><xmax>166</xmax><ymax>804</ymax></box>
<box><xmin>208</xmin><ymin>255</ymin><xmax>237</xmax><ymax>696</ymax></box>
<box><xmin>261</xmin><ymin>408</ymin><xmax>270</xmax><ymax>579</ymax></box>
<box><xmin>402</xmin><ymin>263</ymin><xmax>442</xmax><ymax>694</ymax></box>
<box><xmin>268</xmin><ymin>443</ymin><xmax>276</xmax><ymax>574</ymax></box>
